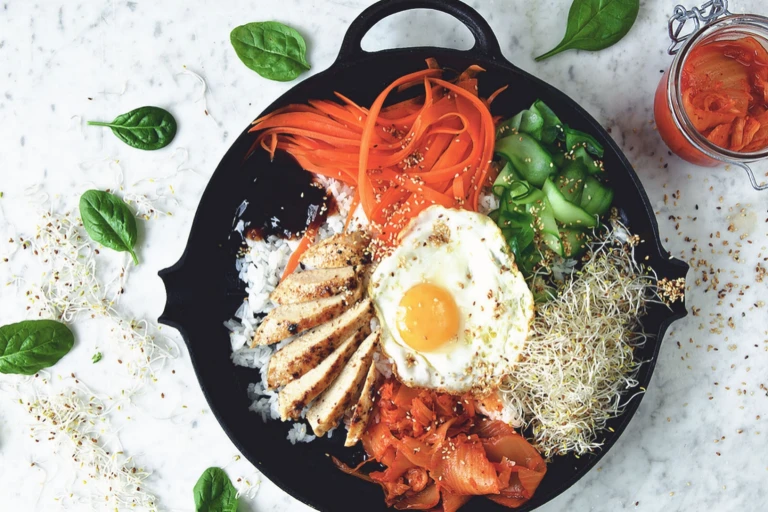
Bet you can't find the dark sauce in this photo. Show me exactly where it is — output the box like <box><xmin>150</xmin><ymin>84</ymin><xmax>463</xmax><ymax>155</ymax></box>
<box><xmin>231</xmin><ymin>151</ymin><xmax>335</xmax><ymax>246</ymax></box>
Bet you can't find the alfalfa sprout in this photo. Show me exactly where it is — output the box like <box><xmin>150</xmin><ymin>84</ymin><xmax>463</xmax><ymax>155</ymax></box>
<box><xmin>499</xmin><ymin>221</ymin><xmax>669</xmax><ymax>458</ymax></box>
<box><xmin>12</xmin><ymin>377</ymin><xmax>158</xmax><ymax>511</ymax></box>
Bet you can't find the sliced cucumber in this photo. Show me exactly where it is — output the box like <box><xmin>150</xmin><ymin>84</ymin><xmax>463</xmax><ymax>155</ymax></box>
<box><xmin>580</xmin><ymin>176</ymin><xmax>614</xmax><ymax>216</ymax></box>
<box><xmin>496</xmin><ymin>133</ymin><xmax>556</xmax><ymax>188</ymax></box>
<box><xmin>541</xmin><ymin>231</ymin><xmax>563</xmax><ymax>257</ymax></box>
<box><xmin>513</xmin><ymin>187</ymin><xmax>545</xmax><ymax>205</ymax></box>
<box><xmin>571</xmin><ymin>146</ymin><xmax>603</xmax><ymax>175</ymax></box>
<box><xmin>531</xmin><ymin>100</ymin><xmax>563</xmax><ymax>144</ymax></box>
<box><xmin>564</xmin><ymin>127</ymin><xmax>605</xmax><ymax>158</ymax></box>
<box><xmin>518</xmin><ymin>109</ymin><xmax>544</xmax><ymax>141</ymax></box>
<box><xmin>560</xmin><ymin>228</ymin><xmax>589</xmax><ymax>258</ymax></box>
<box><xmin>517</xmin><ymin>245</ymin><xmax>544</xmax><ymax>275</ymax></box>
<box><xmin>555</xmin><ymin>160</ymin><xmax>586</xmax><ymax>204</ymax></box>
<box><xmin>550</xmin><ymin>150</ymin><xmax>566</xmax><ymax>169</ymax></box>
<box><xmin>496</xmin><ymin>109</ymin><xmax>544</xmax><ymax>141</ymax></box>
<box><xmin>536</xmin><ymin>196</ymin><xmax>563</xmax><ymax>256</ymax></box>
<box><xmin>493</xmin><ymin>161</ymin><xmax>528</xmax><ymax>199</ymax></box>
<box><xmin>542</xmin><ymin>178</ymin><xmax>597</xmax><ymax>228</ymax></box>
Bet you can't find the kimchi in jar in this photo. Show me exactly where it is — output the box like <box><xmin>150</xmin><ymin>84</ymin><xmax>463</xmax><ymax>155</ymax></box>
<box><xmin>655</xmin><ymin>14</ymin><xmax>768</xmax><ymax>168</ymax></box>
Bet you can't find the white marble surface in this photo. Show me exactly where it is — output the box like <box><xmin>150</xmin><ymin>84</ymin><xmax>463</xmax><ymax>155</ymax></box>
<box><xmin>1</xmin><ymin>0</ymin><xmax>767</xmax><ymax>511</ymax></box>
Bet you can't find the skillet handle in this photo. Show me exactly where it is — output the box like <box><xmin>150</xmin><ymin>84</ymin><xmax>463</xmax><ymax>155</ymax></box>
<box><xmin>336</xmin><ymin>0</ymin><xmax>503</xmax><ymax>62</ymax></box>
<box><xmin>158</xmin><ymin>259</ymin><xmax>191</xmax><ymax>336</ymax></box>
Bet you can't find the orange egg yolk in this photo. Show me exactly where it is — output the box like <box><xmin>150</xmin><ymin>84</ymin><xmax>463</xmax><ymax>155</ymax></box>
<box><xmin>396</xmin><ymin>283</ymin><xmax>459</xmax><ymax>351</ymax></box>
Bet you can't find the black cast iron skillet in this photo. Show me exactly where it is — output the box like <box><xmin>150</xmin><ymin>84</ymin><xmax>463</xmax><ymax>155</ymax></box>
<box><xmin>159</xmin><ymin>1</ymin><xmax>689</xmax><ymax>510</ymax></box>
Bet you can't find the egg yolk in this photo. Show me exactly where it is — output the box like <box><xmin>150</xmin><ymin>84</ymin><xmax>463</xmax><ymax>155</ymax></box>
<box><xmin>396</xmin><ymin>283</ymin><xmax>459</xmax><ymax>351</ymax></box>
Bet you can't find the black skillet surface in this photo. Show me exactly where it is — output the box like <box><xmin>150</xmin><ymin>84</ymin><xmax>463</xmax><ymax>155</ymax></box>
<box><xmin>159</xmin><ymin>1</ymin><xmax>689</xmax><ymax>510</ymax></box>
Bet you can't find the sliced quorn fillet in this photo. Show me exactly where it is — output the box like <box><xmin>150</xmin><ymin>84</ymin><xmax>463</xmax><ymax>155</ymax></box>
<box><xmin>345</xmin><ymin>359</ymin><xmax>380</xmax><ymax>447</ymax></box>
<box><xmin>278</xmin><ymin>329</ymin><xmax>366</xmax><ymax>421</ymax></box>
<box><xmin>299</xmin><ymin>231</ymin><xmax>371</xmax><ymax>269</ymax></box>
<box><xmin>266</xmin><ymin>298</ymin><xmax>374</xmax><ymax>389</ymax></box>
<box><xmin>251</xmin><ymin>287</ymin><xmax>362</xmax><ymax>347</ymax></box>
<box><xmin>270</xmin><ymin>266</ymin><xmax>359</xmax><ymax>305</ymax></box>
<box><xmin>306</xmin><ymin>329</ymin><xmax>381</xmax><ymax>437</ymax></box>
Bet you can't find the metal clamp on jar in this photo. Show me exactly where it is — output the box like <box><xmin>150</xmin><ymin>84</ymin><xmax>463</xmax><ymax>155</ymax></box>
<box><xmin>654</xmin><ymin>0</ymin><xmax>768</xmax><ymax>190</ymax></box>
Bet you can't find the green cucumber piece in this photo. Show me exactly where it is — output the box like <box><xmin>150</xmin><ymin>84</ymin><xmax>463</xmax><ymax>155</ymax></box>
<box><xmin>560</xmin><ymin>228</ymin><xmax>589</xmax><ymax>258</ymax></box>
<box><xmin>555</xmin><ymin>160</ymin><xmax>587</xmax><ymax>204</ymax></box>
<box><xmin>564</xmin><ymin>127</ymin><xmax>604</xmax><ymax>158</ymax></box>
<box><xmin>550</xmin><ymin>150</ymin><xmax>566</xmax><ymax>169</ymax></box>
<box><xmin>496</xmin><ymin>109</ymin><xmax>545</xmax><ymax>141</ymax></box>
<box><xmin>542</xmin><ymin>178</ymin><xmax>597</xmax><ymax>228</ymax></box>
<box><xmin>492</xmin><ymin>162</ymin><xmax>528</xmax><ymax>199</ymax></box>
<box><xmin>541</xmin><ymin>231</ymin><xmax>563</xmax><ymax>257</ymax></box>
<box><xmin>571</xmin><ymin>146</ymin><xmax>603</xmax><ymax>175</ymax></box>
<box><xmin>580</xmin><ymin>176</ymin><xmax>614</xmax><ymax>216</ymax></box>
<box><xmin>517</xmin><ymin>245</ymin><xmax>543</xmax><ymax>275</ymax></box>
<box><xmin>517</xmin><ymin>109</ymin><xmax>544</xmax><ymax>141</ymax></box>
<box><xmin>496</xmin><ymin>113</ymin><xmax>522</xmax><ymax>139</ymax></box>
<box><xmin>512</xmin><ymin>187</ymin><xmax>544</xmax><ymax>205</ymax></box>
<box><xmin>531</xmin><ymin>100</ymin><xmax>563</xmax><ymax>144</ymax></box>
<box><xmin>495</xmin><ymin>133</ymin><xmax>556</xmax><ymax>188</ymax></box>
<box><xmin>536</xmin><ymin>196</ymin><xmax>563</xmax><ymax>256</ymax></box>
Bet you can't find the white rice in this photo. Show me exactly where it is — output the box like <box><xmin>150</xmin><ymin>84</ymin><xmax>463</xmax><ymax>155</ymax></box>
<box><xmin>227</xmin><ymin>179</ymin><xmax>354</xmax><ymax>443</ymax></box>
<box><xmin>372</xmin><ymin>350</ymin><xmax>394</xmax><ymax>380</ymax></box>
<box><xmin>478</xmin><ymin>191</ymin><xmax>499</xmax><ymax>215</ymax></box>
<box><xmin>315</xmin><ymin>175</ymin><xmax>369</xmax><ymax>232</ymax></box>
<box><xmin>287</xmin><ymin>423</ymin><xmax>316</xmax><ymax>444</ymax></box>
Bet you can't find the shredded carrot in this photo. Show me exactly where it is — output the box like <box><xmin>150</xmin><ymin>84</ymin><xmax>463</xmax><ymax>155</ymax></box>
<box><xmin>281</xmin><ymin>228</ymin><xmax>315</xmax><ymax>280</ymax></box>
<box><xmin>357</xmin><ymin>68</ymin><xmax>443</xmax><ymax>215</ymax></box>
<box><xmin>267</xmin><ymin>133</ymin><xmax>278</xmax><ymax>159</ymax></box>
<box><xmin>486</xmin><ymin>85</ymin><xmax>509</xmax><ymax>107</ymax></box>
<box><xmin>333</xmin><ymin>379</ymin><xmax>547</xmax><ymax>511</ymax></box>
<box><xmin>334</xmin><ymin>91</ymin><xmax>368</xmax><ymax>115</ymax></box>
<box><xmin>248</xmin><ymin>59</ymin><xmax>501</xmax><ymax>258</ymax></box>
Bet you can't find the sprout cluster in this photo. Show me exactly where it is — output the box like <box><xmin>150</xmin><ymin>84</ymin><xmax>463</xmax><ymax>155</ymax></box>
<box><xmin>500</xmin><ymin>222</ymin><xmax>663</xmax><ymax>457</ymax></box>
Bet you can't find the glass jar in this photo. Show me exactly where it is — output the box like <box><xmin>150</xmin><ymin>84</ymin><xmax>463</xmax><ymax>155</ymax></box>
<box><xmin>654</xmin><ymin>5</ymin><xmax>768</xmax><ymax>190</ymax></box>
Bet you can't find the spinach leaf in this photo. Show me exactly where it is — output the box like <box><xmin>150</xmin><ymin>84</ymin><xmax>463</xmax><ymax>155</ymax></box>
<box><xmin>92</xmin><ymin>352</ymin><xmax>103</xmax><ymax>364</ymax></box>
<box><xmin>193</xmin><ymin>467</ymin><xmax>238</xmax><ymax>512</ymax></box>
<box><xmin>536</xmin><ymin>0</ymin><xmax>639</xmax><ymax>61</ymax></box>
<box><xmin>0</xmin><ymin>320</ymin><xmax>75</xmax><ymax>375</ymax></box>
<box><xmin>230</xmin><ymin>21</ymin><xmax>310</xmax><ymax>82</ymax></box>
<box><xmin>79</xmin><ymin>190</ymin><xmax>139</xmax><ymax>265</ymax></box>
<box><xmin>88</xmin><ymin>106</ymin><xmax>177</xmax><ymax>150</ymax></box>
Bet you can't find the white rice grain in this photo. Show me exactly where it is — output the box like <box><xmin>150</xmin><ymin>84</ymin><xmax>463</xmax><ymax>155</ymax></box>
<box><xmin>287</xmin><ymin>423</ymin><xmax>316</xmax><ymax>444</ymax></box>
<box><xmin>478</xmin><ymin>190</ymin><xmax>499</xmax><ymax>215</ymax></box>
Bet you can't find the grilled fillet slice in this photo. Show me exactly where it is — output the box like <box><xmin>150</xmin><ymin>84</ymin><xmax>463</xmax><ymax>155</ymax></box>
<box><xmin>345</xmin><ymin>359</ymin><xmax>380</xmax><ymax>447</ymax></box>
<box><xmin>270</xmin><ymin>266</ymin><xmax>358</xmax><ymax>305</ymax></box>
<box><xmin>299</xmin><ymin>231</ymin><xmax>370</xmax><ymax>269</ymax></box>
<box><xmin>251</xmin><ymin>287</ymin><xmax>362</xmax><ymax>347</ymax></box>
<box><xmin>266</xmin><ymin>299</ymin><xmax>374</xmax><ymax>389</ymax></box>
<box><xmin>306</xmin><ymin>330</ymin><xmax>380</xmax><ymax>437</ymax></box>
<box><xmin>278</xmin><ymin>329</ymin><xmax>364</xmax><ymax>420</ymax></box>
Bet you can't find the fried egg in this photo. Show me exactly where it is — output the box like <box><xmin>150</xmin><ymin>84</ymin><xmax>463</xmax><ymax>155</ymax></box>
<box><xmin>369</xmin><ymin>205</ymin><xmax>534</xmax><ymax>395</ymax></box>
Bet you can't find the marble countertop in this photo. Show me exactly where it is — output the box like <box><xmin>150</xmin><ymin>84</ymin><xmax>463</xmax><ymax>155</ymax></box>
<box><xmin>1</xmin><ymin>0</ymin><xmax>767</xmax><ymax>510</ymax></box>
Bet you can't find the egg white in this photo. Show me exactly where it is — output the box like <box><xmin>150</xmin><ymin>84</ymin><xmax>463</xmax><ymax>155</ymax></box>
<box><xmin>369</xmin><ymin>206</ymin><xmax>534</xmax><ymax>395</ymax></box>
